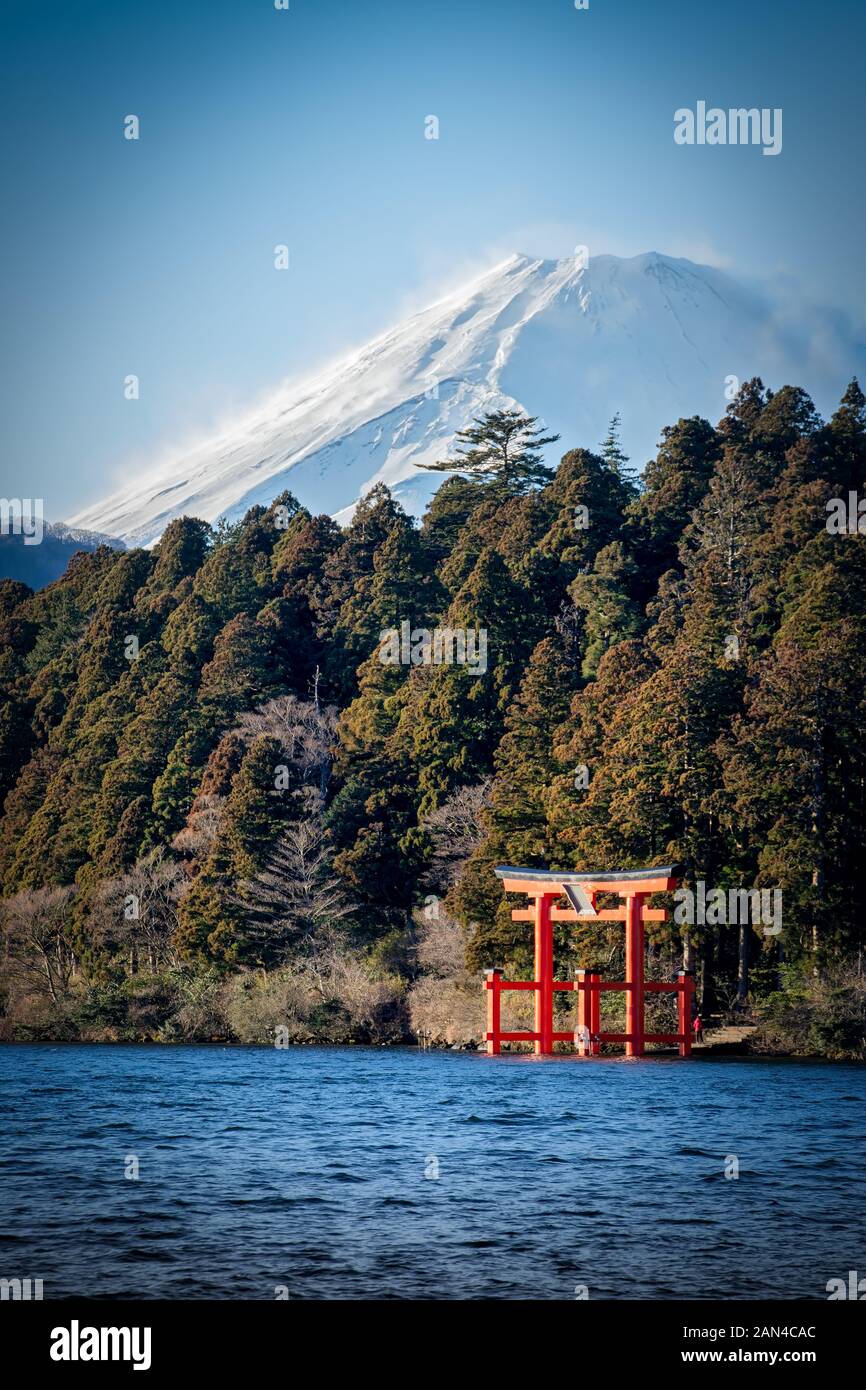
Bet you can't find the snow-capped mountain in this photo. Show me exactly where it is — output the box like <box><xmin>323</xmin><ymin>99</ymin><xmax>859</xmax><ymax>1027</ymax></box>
<box><xmin>0</xmin><ymin>521</ymin><xmax>125</xmax><ymax>590</ymax></box>
<box><xmin>45</xmin><ymin>522</ymin><xmax>126</xmax><ymax>549</ymax></box>
<box><xmin>69</xmin><ymin>251</ymin><xmax>865</xmax><ymax>546</ymax></box>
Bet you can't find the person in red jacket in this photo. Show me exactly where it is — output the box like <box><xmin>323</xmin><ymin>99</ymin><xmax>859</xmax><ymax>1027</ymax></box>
<box><xmin>692</xmin><ymin>1014</ymin><xmax>703</xmax><ymax>1044</ymax></box>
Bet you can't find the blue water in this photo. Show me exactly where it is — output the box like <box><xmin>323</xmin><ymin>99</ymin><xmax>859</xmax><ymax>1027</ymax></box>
<box><xmin>0</xmin><ymin>1044</ymin><xmax>863</xmax><ymax>1300</ymax></box>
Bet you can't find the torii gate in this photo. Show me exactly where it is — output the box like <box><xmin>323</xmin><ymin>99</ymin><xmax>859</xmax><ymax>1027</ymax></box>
<box><xmin>485</xmin><ymin>864</ymin><xmax>693</xmax><ymax>1058</ymax></box>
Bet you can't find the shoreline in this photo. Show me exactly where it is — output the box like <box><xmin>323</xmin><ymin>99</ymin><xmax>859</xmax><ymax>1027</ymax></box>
<box><xmin>2</xmin><ymin>1035</ymin><xmax>862</xmax><ymax>1062</ymax></box>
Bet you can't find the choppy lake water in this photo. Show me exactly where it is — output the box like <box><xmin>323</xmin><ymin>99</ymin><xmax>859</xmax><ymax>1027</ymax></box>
<box><xmin>0</xmin><ymin>1044</ymin><xmax>863</xmax><ymax>1299</ymax></box>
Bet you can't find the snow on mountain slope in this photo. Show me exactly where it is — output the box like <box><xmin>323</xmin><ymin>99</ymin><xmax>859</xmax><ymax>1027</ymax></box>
<box><xmin>68</xmin><ymin>251</ymin><xmax>865</xmax><ymax>546</ymax></box>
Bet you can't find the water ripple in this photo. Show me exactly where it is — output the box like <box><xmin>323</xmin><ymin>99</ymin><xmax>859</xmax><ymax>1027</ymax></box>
<box><xmin>0</xmin><ymin>1044</ymin><xmax>863</xmax><ymax>1300</ymax></box>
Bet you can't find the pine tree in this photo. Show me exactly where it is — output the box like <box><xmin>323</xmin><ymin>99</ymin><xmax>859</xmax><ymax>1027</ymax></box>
<box><xmin>318</xmin><ymin>484</ymin><xmax>410</xmax><ymax>702</ymax></box>
<box><xmin>400</xmin><ymin>549</ymin><xmax>533</xmax><ymax>809</ymax></box>
<box><xmin>599</xmin><ymin>413</ymin><xmax>634</xmax><ymax>484</ymax></box>
<box><xmin>536</xmin><ymin>447</ymin><xmax>636</xmax><ymax>575</ymax></box>
<box><xmin>143</xmin><ymin>517</ymin><xmax>212</xmax><ymax>597</ymax></box>
<box><xmin>625</xmin><ymin>416</ymin><xmax>720</xmax><ymax>597</ymax></box>
<box><xmin>719</xmin><ymin>624</ymin><xmax>866</xmax><ymax>964</ymax></box>
<box><xmin>327</xmin><ymin>649</ymin><xmax>421</xmax><ymax>933</ymax></box>
<box><xmin>175</xmin><ymin>735</ymin><xmax>291</xmax><ymax>966</ymax></box>
<box><xmin>420</xmin><ymin>476</ymin><xmax>488</xmax><ymax>567</ymax></box>
<box><xmin>568</xmin><ymin>541</ymin><xmax>642</xmax><ymax>678</ymax></box>
<box><xmin>420</xmin><ymin>410</ymin><xmax>559</xmax><ymax>494</ymax></box>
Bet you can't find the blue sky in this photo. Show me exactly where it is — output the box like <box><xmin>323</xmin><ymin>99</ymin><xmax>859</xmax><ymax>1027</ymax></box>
<box><xmin>2</xmin><ymin>0</ymin><xmax>865</xmax><ymax>518</ymax></box>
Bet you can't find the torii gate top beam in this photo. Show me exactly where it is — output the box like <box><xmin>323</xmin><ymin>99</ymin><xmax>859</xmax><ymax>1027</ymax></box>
<box><xmin>494</xmin><ymin>864</ymin><xmax>680</xmax><ymax>895</ymax></box>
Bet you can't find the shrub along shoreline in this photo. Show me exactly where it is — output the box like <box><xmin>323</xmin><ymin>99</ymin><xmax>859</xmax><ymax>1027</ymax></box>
<box><xmin>2</xmin><ymin>956</ymin><xmax>863</xmax><ymax>1060</ymax></box>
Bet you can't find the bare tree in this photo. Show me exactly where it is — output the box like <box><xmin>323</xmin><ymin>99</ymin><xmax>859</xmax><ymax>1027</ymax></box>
<box><xmin>421</xmin><ymin>779</ymin><xmax>493</xmax><ymax>893</ymax></box>
<box><xmin>172</xmin><ymin>792</ymin><xmax>226</xmax><ymax>860</ymax></box>
<box><xmin>306</xmin><ymin>940</ymin><xmax>402</xmax><ymax>1039</ymax></box>
<box><xmin>234</xmin><ymin>803</ymin><xmax>356</xmax><ymax>964</ymax></box>
<box><xmin>415</xmin><ymin>909</ymin><xmax>471</xmax><ymax>980</ymax></box>
<box><xmin>2</xmin><ymin>886</ymin><xmax>76</xmax><ymax>1004</ymax></box>
<box><xmin>235</xmin><ymin>695</ymin><xmax>338</xmax><ymax>798</ymax></box>
<box><xmin>89</xmin><ymin>850</ymin><xmax>184</xmax><ymax>973</ymax></box>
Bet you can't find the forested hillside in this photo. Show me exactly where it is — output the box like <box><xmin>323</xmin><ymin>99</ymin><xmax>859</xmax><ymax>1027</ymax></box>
<box><xmin>2</xmin><ymin>380</ymin><xmax>865</xmax><ymax>1054</ymax></box>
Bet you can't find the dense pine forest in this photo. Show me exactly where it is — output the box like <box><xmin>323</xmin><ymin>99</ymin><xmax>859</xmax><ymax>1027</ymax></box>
<box><xmin>2</xmin><ymin>379</ymin><xmax>865</xmax><ymax>1056</ymax></box>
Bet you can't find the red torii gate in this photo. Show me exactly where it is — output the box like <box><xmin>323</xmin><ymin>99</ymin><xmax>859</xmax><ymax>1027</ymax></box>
<box><xmin>485</xmin><ymin>864</ymin><xmax>693</xmax><ymax>1058</ymax></box>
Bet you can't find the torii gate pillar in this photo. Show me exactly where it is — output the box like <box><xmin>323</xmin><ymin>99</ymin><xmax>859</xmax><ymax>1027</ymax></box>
<box><xmin>624</xmin><ymin>891</ymin><xmax>645</xmax><ymax>1058</ymax></box>
<box><xmin>534</xmin><ymin>892</ymin><xmax>554</xmax><ymax>1056</ymax></box>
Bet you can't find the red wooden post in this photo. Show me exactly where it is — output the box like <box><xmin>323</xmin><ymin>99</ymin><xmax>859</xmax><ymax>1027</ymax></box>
<box><xmin>576</xmin><ymin>969</ymin><xmax>589</xmax><ymax>1055</ymax></box>
<box><xmin>677</xmin><ymin>969</ymin><xmax>692</xmax><ymax>1057</ymax></box>
<box><xmin>534</xmin><ymin>893</ymin><xmax>555</xmax><ymax>1055</ymax></box>
<box><xmin>485</xmin><ymin>968</ymin><xmax>503</xmax><ymax>1055</ymax></box>
<box><xmin>588</xmin><ymin>967</ymin><xmax>602</xmax><ymax>1055</ymax></box>
<box><xmin>625</xmin><ymin>893</ymin><xmax>645</xmax><ymax>1057</ymax></box>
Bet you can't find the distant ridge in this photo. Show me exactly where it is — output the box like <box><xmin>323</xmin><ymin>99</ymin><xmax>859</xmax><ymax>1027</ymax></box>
<box><xmin>0</xmin><ymin>522</ymin><xmax>125</xmax><ymax>590</ymax></box>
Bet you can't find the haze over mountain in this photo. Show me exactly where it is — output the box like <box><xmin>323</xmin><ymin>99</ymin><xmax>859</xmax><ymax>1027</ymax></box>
<box><xmin>69</xmin><ymin>251</ymin><xmax>866</xmax><ymax>547</ymax></box>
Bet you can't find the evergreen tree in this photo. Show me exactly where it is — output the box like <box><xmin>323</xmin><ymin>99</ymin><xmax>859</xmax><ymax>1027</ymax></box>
<box><xmin>536</xmin><ymin>447</ymin><xmax>636</xmax><ymax>575</ymax></box>
<box><xmin>568</xmin><ymin>541</ymin><xmax>642</xmax><ymax>678</ymax></box>
<box><xmin>327</xmin><ymin>649</ymin><xmax>421</xmax><ymax>933</ymax></box>
<box><xmin>420</xmin><ymin>410</ymin><xmax>559</xmax><ymax>494</ymax></box>
<box><xmin>599</xmin><ymin>413</ymin><xmax>634</xmax><ymax>484</ymax></box>
<box><xmin>175</xmin><ymin>735</ymin><xmax>290</xmax><ymax>965</ymax></box>
<box><xmin>400</xmin><ymin>549</ymin><xmax>533</xmax><ymax>808</ymax></box>
<box><xmin>420</xmin><ymin>476</ymin><xmax>488</xmax><ymax>567</ymax></box>
<box><xmin>625</xmin><ymin>416</ymin><xmax>720</xmax><ymax>596</ymax></box>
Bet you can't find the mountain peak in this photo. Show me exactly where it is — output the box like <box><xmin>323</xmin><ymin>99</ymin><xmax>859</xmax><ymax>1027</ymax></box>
<box><xmin>68</xmin><ymin>252</ymin><xmax>863</xmax><ymax>545</ymax></box>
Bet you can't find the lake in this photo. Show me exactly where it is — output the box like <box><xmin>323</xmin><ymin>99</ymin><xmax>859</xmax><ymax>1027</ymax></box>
<box><xmin>0</xmin><ymin>1044</ymin><xmax>863</xmax><ymax>1300</ymax></box>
